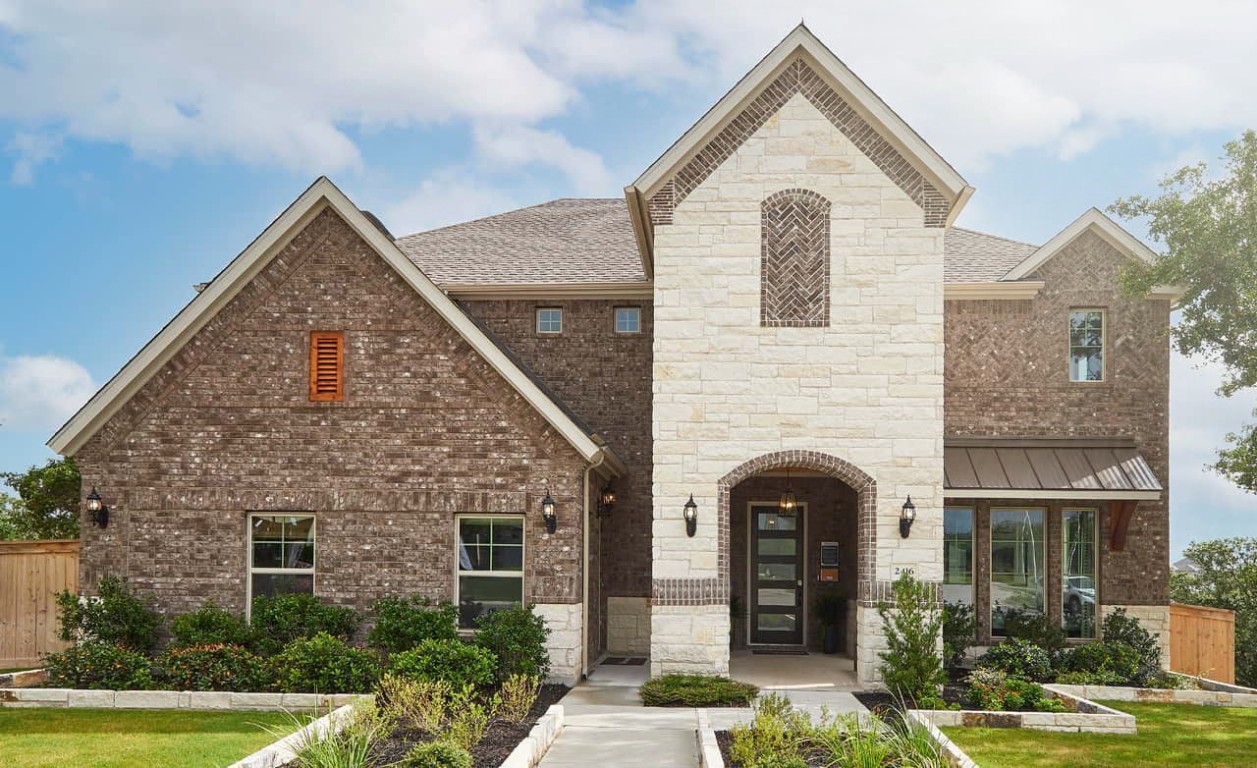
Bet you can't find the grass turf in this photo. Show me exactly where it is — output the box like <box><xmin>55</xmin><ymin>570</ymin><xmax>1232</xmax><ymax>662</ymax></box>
<box><xmin>0</xmin><ymin>708</ymin><xmax>299</xmax><ymax>768</ymax></box>
<box><xmin>943</xmin><ymin>700</ymin><xmax>1257</xmax><ymax>768</ymax></box>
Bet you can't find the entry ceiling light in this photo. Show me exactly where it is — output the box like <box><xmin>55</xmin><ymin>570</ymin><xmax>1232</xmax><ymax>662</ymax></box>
<box><xmin>779</xmin><ymin>468</ymin><xmax>797</xmax><ymax>516</ymax></box>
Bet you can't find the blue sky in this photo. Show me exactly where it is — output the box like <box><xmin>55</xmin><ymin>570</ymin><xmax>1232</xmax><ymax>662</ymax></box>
<box><xmin>2</xmin><ymin>2</ymin><xmax>1255</xmax><ymax>556</ymax></box>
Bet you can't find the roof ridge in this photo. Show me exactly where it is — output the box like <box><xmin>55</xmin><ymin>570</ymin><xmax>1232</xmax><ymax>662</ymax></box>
<box><xmin>950</xmin><ymin>226</ymin><xmax>1039</xmax><ymax>249</ymax></box>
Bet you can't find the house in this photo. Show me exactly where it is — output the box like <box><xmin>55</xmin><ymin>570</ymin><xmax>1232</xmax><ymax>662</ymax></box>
<box><xmin>48</xmin><ymin>26</ymin><xmax>1177</xmax><ymax>685</ymax></box>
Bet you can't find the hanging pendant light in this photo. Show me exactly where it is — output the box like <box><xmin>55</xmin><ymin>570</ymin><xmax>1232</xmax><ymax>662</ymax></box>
<box><xmin>779</xmin><ymin>468</ymin><xmax>797</xmax><ymax>516</ymax></box>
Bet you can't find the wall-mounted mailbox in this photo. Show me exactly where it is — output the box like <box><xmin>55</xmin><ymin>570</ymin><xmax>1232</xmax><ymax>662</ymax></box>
<box><xmin>820</xmin><ymin>541</ymin><xmax>839</xmax><ymax>567</ymax></box>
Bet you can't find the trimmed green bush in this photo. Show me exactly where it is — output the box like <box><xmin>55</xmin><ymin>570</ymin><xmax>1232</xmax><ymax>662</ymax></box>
<box><xmin>398</xmin><ymin>741</ymin><xmax>473</xmax><ymax>768</ymax></box>
<box><xmin>1101</xmin><ymin>608</ymin><xmax>1163</xmax><ymax>684</ymax></box>
<box><xmin>250</xmin><ymin>593</ymin><xmax>359</xmax><ymax>656</ymax></box>
<box><xmin>473</xmin><ymin>604</ymin><xmax>550</xmax><ymax>681</ymax></box>
<box><xmin>44</xmin><ymin>641</ymin><xmax>152</xmax><ymax>690</ymax></box>
<box><xmin>638</xmin><ymin>674</ymin><xmax>758</xmax><ymax>707</ymax></box>
<box><xmin>54</xmin><ymin>576</ymin><xmax>161</xmax><ymax>651</ymax></box>
<box><xmin>1059</xmin><ymin>641</ymin><xmax>1141</xmax><ymax>685</ymax></box>
<box><xmin>1001</xmin><ymin>610</ymin><xmax>1068</xmax><ymax>660</ymax></box>
<box><xmin>877</xmin><ymin>572</ymin><xmax>946</xmax><ymax>705</ymax></box>
<box><xmin>272</xmin><ymin>632</ymin><xmax>380</xmax><ymax>693</ymax></box>
<box><xmin>977</xmin><ymin>638</ymin><xmax>1054</xmax><ymax>682</ymax></box>
<box><xmin>368</xmin><ymin>596</ymin><xmax>458</xmax><ymax>653</ymax></box>
<box><xmin>965</xmin><ymin>667</ymin><xmax>1066</xmax><ymax>712</ymax></box>
<box><xmin>943</xmin><ymin>601</ymin><xmax>977</xmax><ymax>668</ymax></box>
<box><xmin>159</xmin><ymin>644</ymin><xmax>269</xmax><ymax>691</ymax></box>
<box><xmin>391</xmin><ymin>639</ymin><xmax>496</xmax><ymax>689</ymax></box>
<box><xmin>170</xmin><ymin>602</ymin><xmax>254</xmax><ymax>649</ymax></box>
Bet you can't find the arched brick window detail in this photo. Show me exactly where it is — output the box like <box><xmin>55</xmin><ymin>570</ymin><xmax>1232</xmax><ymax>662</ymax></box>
<box><xmin>761</xmin><ymin>189</ymin><xmax>831</xmax><ymax>327</ymax></box>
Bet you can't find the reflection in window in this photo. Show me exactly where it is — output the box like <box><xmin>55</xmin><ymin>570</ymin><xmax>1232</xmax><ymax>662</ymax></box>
<box><xmin>249</xmin><ymin>514</ymin><xmax>315</xmax><ymax>603</ymax></box>
<box><xmin>1063</xmin><ymin>509</ymin><xmax>1098</xmax><ymax>638</ymax></box>
<box><xmin>457</xmin><ymin>516</ymin><xmax>524</xmax><ymax>629</ymax></box>
<box><xmin>944</xmin><ymin>508</ymin><xmax>974</xmax><ymax>607</ymax></box>
<box><xmin>991</xmin><ymin>508</ymin><xmax>1045</xmax><ymax>636</ymax></box>
<box><xmin>1069</xmin><ymin>309</ymin><xmax>1104</xmax><ymax>381</ymax></box>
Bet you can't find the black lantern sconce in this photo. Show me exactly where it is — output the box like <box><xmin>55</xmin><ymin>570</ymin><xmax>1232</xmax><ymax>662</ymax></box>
<box><xmin>597</xmin><ymin>483</ymin><xmax>616</xmax><ymax>518</ymax></box>
<box><xmin>86</xmin><ymin>487</ymin><xmax>109</xmax><ymax>529</ymax></box>
<box><xmin>683</xmin><ymin>494</ymin><xmax>698</xmax><ymax>537</ymax></box>
<box><xmin>899</xmin><ymin>495</ymin><xmax>916</xmax><ymax>538</ymax></box>
<box><xmin>541</xmin><ymin>489</ymin><xmax>557</xmax><ymax>534</ymax></box>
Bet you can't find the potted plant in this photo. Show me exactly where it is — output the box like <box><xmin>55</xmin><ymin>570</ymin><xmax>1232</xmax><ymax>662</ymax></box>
<box><xmin>813</xmin><ymin>592</ymin><xmax>845</xmax><ymax>654</ymax></box>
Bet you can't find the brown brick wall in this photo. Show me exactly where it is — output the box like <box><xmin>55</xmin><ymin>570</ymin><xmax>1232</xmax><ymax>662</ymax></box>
<box><xmin>75</xmin><ymin>207</ymin><xmax>590</xmax><ymax>623</ymax></box>
<box><xmin>761</xmin><ymin>189</ymin><xmax>831</xmax><ymax>327</ymax></box>
<box><xmin>459</xmin><ymin>299</ymin><xmax>653</xmax><ymax>599</ymax></box>
<box><xmin>945</xmin><ymin>229</ymin><xmax>1172</xmax><ymax>607</ymax></box>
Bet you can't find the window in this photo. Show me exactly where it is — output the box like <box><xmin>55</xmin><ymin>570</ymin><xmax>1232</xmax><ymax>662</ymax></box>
<box><xmin>457</xmin><ymin>516</ymin><xmax>524</xmax><ymax>629</ymax></box>
<box><xmin>536</xmin><ymin>308</ymin><xmax>562</xmax><ymax>334</ymax></box>
<box><xmin>990</xmin><ymin>508</ymin><xmax>1045</xmax><ymax>635</ymax></box>
<box><xmin>1063</xmin><ymin>509</ymin><xmax>1098</xmax><ymax>638</ymax></box>
<box><xmin>309</xmin><ymin>331</ymin><xmax>344</xmax><ymax>401</ymax></box>
<box><xmin>614</xmin><ymin>306</ymin><xmax>641</xmax><ymax>334</ymax></box>
<box><xmin>943</xmin><ymin>508</ymin><xmax>974</xmax><ymax>608</ymax></box>
<box><xmin>1069</xmin><ymin>309</ymin><xmax>1104</xmax><ymax>381</ymax></box>
<box><xmin>249</xmin><ymin>514</ymin><xmax>315</xmax><ymax>606</ymax></box>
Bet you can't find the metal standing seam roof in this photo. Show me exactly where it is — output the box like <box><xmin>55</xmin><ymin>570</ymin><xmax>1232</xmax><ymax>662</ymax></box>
<box><xmin>944</xmin><ymin>438</ymin><xmax>1163</xmax><ymax>494</ymax></box>
<box><xmin>393</xmin><ymin>199</ymin><xmax>1042</xmax><ymax>287</ymax></box>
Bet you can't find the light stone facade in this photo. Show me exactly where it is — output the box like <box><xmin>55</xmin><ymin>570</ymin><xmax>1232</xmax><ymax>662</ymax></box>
<box><xmin>535</xmin><ymin>602</ymin><xmax>584</xmax><ymax>685</ymax></box>
<box><xmin>650</xmin><ymin>90</ymin><xmax>946</xmax><ymax>683</ymax></box>
<box><xmin>607</xmin><ymin>596</ymin><xmax>651</xmax><ymax>656</ymax></box>
<box><xmin>1102</xmin><ymin>604</ymin><xmax>1172</xmax><ymax>669</ymax></box>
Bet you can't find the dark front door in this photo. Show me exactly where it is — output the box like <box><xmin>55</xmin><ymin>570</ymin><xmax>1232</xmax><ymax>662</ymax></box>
<box><xmin>749</xmin><ymin>503</ymin><xmax>804</xmax><ymax>645</ymax></box>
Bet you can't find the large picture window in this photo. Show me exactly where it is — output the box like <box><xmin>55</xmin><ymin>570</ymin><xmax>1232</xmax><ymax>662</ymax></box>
<box><xmin>457</xmin><ymin>516</ymin><xmax>524</xmax><ymax>629</ymax></box>
<box><xmin>990</xmin><ymin>508</ymin><xmax>1045</xmax><ymax>636</ymax></box>
<box><xmin>943</xmin><ymin>507</ymin><xmax>974</xmax><ymax>608</ymax></box>
<box><xmin>1069</xmin><ymin>309</ymin><xmax>1104</xmax><ymax>382</ymax></box>
<box><xmin>1063</xmin><ymin>509</ymin><xmax>1098</xmax><ymax>638</ymax></box>
<box><xmin>249</xmin><ymin>514</ymin><xmax>315</xmax><ymax>605</ymax></box>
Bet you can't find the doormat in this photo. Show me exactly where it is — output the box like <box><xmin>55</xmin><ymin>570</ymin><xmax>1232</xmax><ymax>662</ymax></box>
<box><xmin>602</xmin><ymin>656</ymin><xmax>648</xmax><ymax>665</ymax></box>
<box><xmin>751</xmin><ymin>648</ymin><xmax>809</xmax><ymax>656</ymax></box>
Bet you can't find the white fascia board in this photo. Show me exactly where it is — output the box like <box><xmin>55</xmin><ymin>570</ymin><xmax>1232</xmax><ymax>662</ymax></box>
<box><xmin>944</xmin><ymin>282</ymin><xmax>1044</xmax><ymax>301</ymax></box>
<box><xmin>1003</xmin><ymin>208</ymin><xmax>1160</xmax><ymax>282</ymax></box>
<box><xmin>51</xmin><ymin>177</ymin><xmax>620</xmax><ymax>474</ymax></box>
<box><xmin>944</xmin><ymin>488</ymin><xmax>1162</xmax><ymax>501</ymax></box>
<box><xmin>444</xmin><ymin>282</ymin><xmax>653</xmax><ymax>300</ymax></box>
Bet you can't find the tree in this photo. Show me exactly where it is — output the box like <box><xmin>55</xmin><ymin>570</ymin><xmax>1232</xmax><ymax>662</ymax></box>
<box><xmin>1</xmin><ymin>456</ymin><xmax>80</xmax><ymax>539</ymax></box>
<box><xmin>1110</xmin><ymin>131</ymin><xmax>1257</xmax><ymax>490</ymax></box>
<box><xmin>0</xmin><ymin>492</ymin><xmax>36</xmax><ymax>540</ymax></box>
<box><xmin>1169</xmin><ymin>538</ymin><xmax>1257</xmax><ymax>687</ymax></box>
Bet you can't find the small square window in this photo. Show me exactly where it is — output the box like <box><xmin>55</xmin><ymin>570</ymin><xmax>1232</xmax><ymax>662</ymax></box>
<box><xmin>1069</xmin><ymin>309</ymin><xmax>1104</xmax><ymax>382</ymax></box>
<box><xmin>615</xmin><ymin>307</ymin><xmax>641</xmax><ymax>334</ymax></box>
<box><xmin>537</xmin><ymin>308</ymin><xmax>562</xmax><ymax>334</ymax></box>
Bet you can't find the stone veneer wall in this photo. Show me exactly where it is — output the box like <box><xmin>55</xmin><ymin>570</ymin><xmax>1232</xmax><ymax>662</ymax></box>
<box><xmin>74</xmin><ymin>209</ymin><xmax>590</xmax><ymax>681</ymax></box>
<box><xmin>650</xmin><ymin>84</ymin><xmax>946</xmax><ymax>683</ymax></box>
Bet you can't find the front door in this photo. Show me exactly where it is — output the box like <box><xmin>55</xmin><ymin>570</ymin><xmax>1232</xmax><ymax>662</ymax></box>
<box><xmin>749</xmin><ymin>503</ymin><xmax>805</xmax><ymax>645</ymax></box>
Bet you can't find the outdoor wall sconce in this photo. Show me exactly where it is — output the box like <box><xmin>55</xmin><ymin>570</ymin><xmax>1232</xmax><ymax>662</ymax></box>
<box><xmin>778</xmin><ymin>468</ymin><xmax>797</xmax><ymax>515</ymax></box>
<box><xmin>683</xmin><ymin>495</ymin><xmax>698</xmax><ymax>537</ymax></box>
<box><xmin>899</xmin><ymin>495</ymin><xmax>916</xmax><ymax>538</ymax></box>
<box><xmin>597</xmin><ymin>483</ymin><xmax>616</xmax><ymax>518</ymax></box>
<box><xmin>86</xmin><ymin>487</ymin><xmax>109</xmax><ymax>529</ymax></box>
<box><xmin>541</xmin><ymin>489</ymin><xmax>557</xmax><ymax>534</ymax></box>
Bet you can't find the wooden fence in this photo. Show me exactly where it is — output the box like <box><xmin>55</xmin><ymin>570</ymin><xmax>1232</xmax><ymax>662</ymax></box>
<box><xmin>1170</xmin><ymin>601</ymin><xmax>1236</xmax><ymax>684</ymax></box>
<box><xmin>0</xmin><ymin>540</ymin><xmax>79</xmax><ymax>669</ymax></box>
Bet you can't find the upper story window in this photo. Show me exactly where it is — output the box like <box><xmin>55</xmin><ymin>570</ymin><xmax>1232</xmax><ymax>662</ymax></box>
<box><xmin>761</xmin><ymin>188</ymin><xmax>831</xmax><ymax>328</ymax></box>
<box><xmin>1069</xmin><ymin>309</ymin><xmax>1104</xmax><ymax>382</ymax></box>
<box><xmin>615</xmin><ymin>307</ymin><xmax>641</xmax><ymax>334</ymax></box>
<box><xmin>536</xmin><ymin>308</ymin><xmax>562</xmax><ymax>334</ymax></box>
<box><xmin>309</xmin><ymin>331</ymin><xmax>344</xmax><ymax>401</ymax></box>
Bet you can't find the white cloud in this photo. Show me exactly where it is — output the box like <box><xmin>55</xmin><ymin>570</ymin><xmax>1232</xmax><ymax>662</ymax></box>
<box><xmin>382</xmin><ymin>167</ymin><xmax>518</xmax><ymax>235</ymax></box>
<box><xmin>473</xmin><ymin>124</ymin><xmax>612</xmax><ymax>195</ymax></box>
<box><xmin>6</xmin><ymin>132</ymin><xmax>61</xmax><ymax>184</ymax></box>
<box><xmin>0</xmin><ymin>354</ymin><xmax>95</xmax><ymax>432</ymax></box>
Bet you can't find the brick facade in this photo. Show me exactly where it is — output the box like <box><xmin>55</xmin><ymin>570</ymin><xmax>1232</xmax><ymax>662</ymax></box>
<box><xmin>761</xmin><ymin>188</ymin><xmax>831</xmax><ymax>327</ymax></box>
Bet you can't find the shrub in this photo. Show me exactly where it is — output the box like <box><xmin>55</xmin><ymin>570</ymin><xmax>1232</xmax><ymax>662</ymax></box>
<box><xmin>877</xmin><ymin>572</ymin><xmax>946</xmax><ymax>705</ymax></box>
<box><xmin>445</xmin><ymin>684</ymin><xmax>491</xmax><ymax>751</ymax></box>
<box><xmin>1001</xmin><ymin>610</ymin><xmax>1068</xmax><ymax>660</ymax></box>
<box><xmin>496</xmin><ymin>674</ymin><xmax>541</xmax><ymax>723</ymax></box>
<box><xmin>1056</xmin><ymin>670</ymin><xmax>1124</xmax><ymax>686</ymax></box>
<box><xmin>638</xmin><ymin>674</ymin><xmax>759</xmax><ymax>707</ymax></box>
<box><xmin>170</xmin><ymin>601</ymin><xmax>254</xmax><ymax>649</ymax></box>
<box><xmin>976</xmin><ymin>638</ymin><xmax>1053</xmax><ymax>682</ymax></box>
<box><xmin>44</xmin><ymin>641</ymin><xmax>152</xmax><ymax>690</ymax></box>
<box><xmin>728</xmin><ymin>695</ymin><xmax>808</xmax><ymax>768</ymax></box>
<box><xmin>1059</xmin><ymin>641</ymin><xmax>1141</xmax><ymax>686</ymax></box>
<box><xmin>391</xmin><ymin>638</ymin><xmax>497</xmax><ymax>689</ymax></box>
<box><xmin>287</xmin><ymin>697</ymin><xmax>392</xmax><ymax>768</ymax></box>
<box><xmin>159</xmin><ymin>644</ymin><xmax>269</xmax><ymax>691</ymax></box>
<box><xmin>965</xmin><ymin>667</ymin><xmax>1064</xmax><ymax>712</ymax></box>
<box><xmin>473</xmin><ymin>604</ymin><xmax>550</xmax><ymax>681</ymax></box>
<box><xmin>378</xmin><ymin>675</ymin><xmax>451</xmax><ymax>732</ymax></box>
<box><xmin>272</xmin><ymin>632</ymin><xmax>380</xmax><ymax>693</ymax></box>
<box><xmin>250</xmin><ymin>593</ymin><xmax>359</xmax><ymax>656</ymax></box>
<box><xmin>54</xmin><ymin>576</ymin><xmax>161</xmax><ymax>651</ymax></box>
<box><xmin>1101</xmin><ymin>608</ymin><xmax>1162</xmax><ymax>684</ymax></box>
<box><xmin>368</xmin><ymin>595</ymin><xmax>458</xmax><ymax>654</ymax></box>
<box><xmin>399</xmin><ymin>742</ymin><xmax>473</xmax><ymax>768</ymax></box>
<box><xmin>942</xmin><ymin>601</ymin><xmax>977</xmax><ymax>668</ymax></box>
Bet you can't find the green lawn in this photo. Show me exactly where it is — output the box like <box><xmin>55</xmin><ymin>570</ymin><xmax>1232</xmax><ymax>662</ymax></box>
<box><xmin>943</xmin><ymin>700</ymin><xmax>1257</xmax><ymax>768</ymax></box>
<box><xmin>0</xmin><ymin>708</ymin><xmax>300</xmax><ymax>768</ymax></box>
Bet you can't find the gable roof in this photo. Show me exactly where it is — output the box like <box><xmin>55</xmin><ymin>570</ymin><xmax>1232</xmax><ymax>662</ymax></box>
<box><xmin>1002</xmin><ymin>208</ymin><xmax>1159</xmax><ymax>281</ymax></box>
<box><xmin>48</xmin><ymin>177</ymin><xmax>624</xmax><ymax>474</ymax></box>
<box><xmin>944</xmin><ymin>228</ymin><xmax>1038</xmax><ymax>283</ymax></box>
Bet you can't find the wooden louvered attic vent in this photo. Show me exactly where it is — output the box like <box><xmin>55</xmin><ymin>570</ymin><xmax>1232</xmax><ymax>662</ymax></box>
<box><xmin>309</xmin><ymin>331</ymin><xmax>344</xmax><ymax>402</ymax></box>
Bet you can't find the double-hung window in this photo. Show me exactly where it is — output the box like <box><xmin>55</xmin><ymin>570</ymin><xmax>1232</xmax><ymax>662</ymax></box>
<box><xmin>457</xmin><ymin>516</ymin><xmax>524</xmax><ymax>629</ymax></box>
<box><xmin>1069</xmin><ymin>309</ymin><xmax>1104</xmax><ymax>381</ymax></box>
<box><xmin>248</xmin><ymin>514</ymin><xmax>315</xmax><ymax>607</ymax></box>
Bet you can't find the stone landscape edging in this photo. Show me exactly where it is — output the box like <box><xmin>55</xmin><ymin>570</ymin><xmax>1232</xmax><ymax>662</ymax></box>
<box><xmin>696</xmin><ymin>709</ymin><xmax>724</xmax><ymax>768</ymax></box>
<box><xmin>227</xmin><ymin>701</ymin><xmax>356</xmax><ymax>768</ymax></box>
<box><xmin>904</xmin><ymin>711</ymin><xmax>979</xmax><ymax>768</ymax></box>
<box><xmin>0</xmin><ymin>686</ymin><xmax>364</xmax><ymax>711</ymax></box>
<box><xmin>1053</xmin><ymin>676</ymin><xmax>1257</xmax><ymax>708</ymax></box>
<box><xmin>499</xmin><ymin>704</ymin><xmax>565</xmax><ymax>768</ymax></box>
<box><xmin>910</xmin><ymin>686</ymin><xmax>1136</xmax><ymax>734</ymax></box>
<box><xmin>0</xmin><ymin>668</ymin><xmax>47</xmax><ymax>688</ymax></box>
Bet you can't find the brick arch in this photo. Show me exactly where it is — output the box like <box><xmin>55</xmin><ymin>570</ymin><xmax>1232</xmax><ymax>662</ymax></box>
<box><xmin>761</xmin><ymin>189</ymin><xmax>831</xmax><ymax>328</ymax></box>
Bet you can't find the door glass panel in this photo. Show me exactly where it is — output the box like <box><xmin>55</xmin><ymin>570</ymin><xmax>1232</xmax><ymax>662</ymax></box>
<box><xmin>758</xmin><ymin>588</ymin><xmax>796</xmax><ymax>606</ymax></box>
<box><xmin>757</xmin><ymin>562</ymin><xmax>796</xmax><ymax>581</ymax></box>
<box><xmin>757</xmin><ymin>613</ymin><xmax>797</xmax><ymax>632</ymax></box>
<box><xmin>758</xmin><ymin>538</ymin><xmax>796</xmax><ymax>556</ymax></box>
<box><xmin>757</xmin><ymin>512</ymin><xmax>797</xmax><ymax>531</ymax></box>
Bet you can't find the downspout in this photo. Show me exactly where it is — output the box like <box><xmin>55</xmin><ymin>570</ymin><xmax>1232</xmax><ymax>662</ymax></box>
<box><xmin>582</xmin><ymin>448</ymin><xmax>608</xmax><ymax>679</ymax></box>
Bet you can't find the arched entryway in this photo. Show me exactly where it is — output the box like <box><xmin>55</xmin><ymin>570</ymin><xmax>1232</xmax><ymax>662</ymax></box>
<box><xmin>718</xmin><ymin>451</ymin><xmax>876</xmax><ymax>670</ymax></box>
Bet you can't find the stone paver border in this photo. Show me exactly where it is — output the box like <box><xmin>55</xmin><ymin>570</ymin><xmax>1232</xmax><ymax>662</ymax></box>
<box><xmin>0</xmin><ymin>668</ymin><xmax>47</xmax><ymax>688</ymax></box>
<box><xmin>905</xmin><ymin>711</ymin><xmax>979</xmax><ymax>768</ymax></box>
<box><xmin>500</xmin><ymin>704</ymin><xmax>564</xmax><ymax>768</ymax></box>
<box><xmin>0</xmin><ymin>687</ymin><xmax>363</xmax><ymax>711</ymax></box>
<box><xmin>911</xmin><ymin>686</ymin><xmax>1136</xmax><ymax>734</ymax></box>
<box><xmin>228</xmin><ymin>701</ymin><xmax>356</xmax><ymax>768</ymax></box>
<box><xmin>1053</xmin><ymin>674</ymin><xmax>1257</xmax><ymax>708</ymax></box>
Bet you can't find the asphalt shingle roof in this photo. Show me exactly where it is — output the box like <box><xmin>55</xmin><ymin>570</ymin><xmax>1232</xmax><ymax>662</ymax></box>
<box><xmin>395</xmin><ymin>199</ymin><xmax>1040</xmax><ymax>286</ymax></box>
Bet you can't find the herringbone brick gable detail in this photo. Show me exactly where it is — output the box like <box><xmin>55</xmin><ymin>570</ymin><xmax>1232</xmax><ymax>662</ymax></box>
<box><xmin>761</xmin><ymin>188</ymin><xmax>830</xmax><ymax>327</ymax></box>
<box><xmin>648</xmin><ymin>57</ymin><xmax>949</xmax><ymax>228</ymax></box>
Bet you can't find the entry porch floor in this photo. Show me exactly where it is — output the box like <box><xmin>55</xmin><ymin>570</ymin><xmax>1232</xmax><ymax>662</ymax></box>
<box><xmin>728</xmin><ymin>649</ymin><xmax>861</xmax><ymax>690</ymax></box>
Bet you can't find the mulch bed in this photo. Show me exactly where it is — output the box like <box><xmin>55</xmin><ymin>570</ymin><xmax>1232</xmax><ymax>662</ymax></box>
<box><xmin>368</xmin><ymin>684</ymin><xmax>567</xmax><ymax>768</ymax></box>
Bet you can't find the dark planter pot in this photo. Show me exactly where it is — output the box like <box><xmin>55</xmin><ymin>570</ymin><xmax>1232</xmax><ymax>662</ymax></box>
<box><xmin>822</xmin><ymin>624</ymin><xmax>840</xmax><ymax>654</ymax></box>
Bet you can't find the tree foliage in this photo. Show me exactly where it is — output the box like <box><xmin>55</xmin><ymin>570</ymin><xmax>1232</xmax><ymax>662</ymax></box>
<box><xmin>877</xmin><ymin>571</ymin><xmax>946</xmax><ymax>705</ymax></box>
<box><xmin>0</xmin><ymin>457</ymin><xmax>80</xmax><ymax>539</ymax></box>
<box><xmin>1110</xmin><ymin>131</ymin><xmax>1257</xmax><ymax>491</ymax></box>
<box><xmin>1169</xmin><ymin>538</ymin><xmax>1257</xmax><ymax>687</ymax></box>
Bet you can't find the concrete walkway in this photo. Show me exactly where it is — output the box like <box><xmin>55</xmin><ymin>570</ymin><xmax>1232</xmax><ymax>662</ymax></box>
<box><xmin>539</xmin><ymin>665</ymin><xmax>868</xmax><ymax>767</ymax></box>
